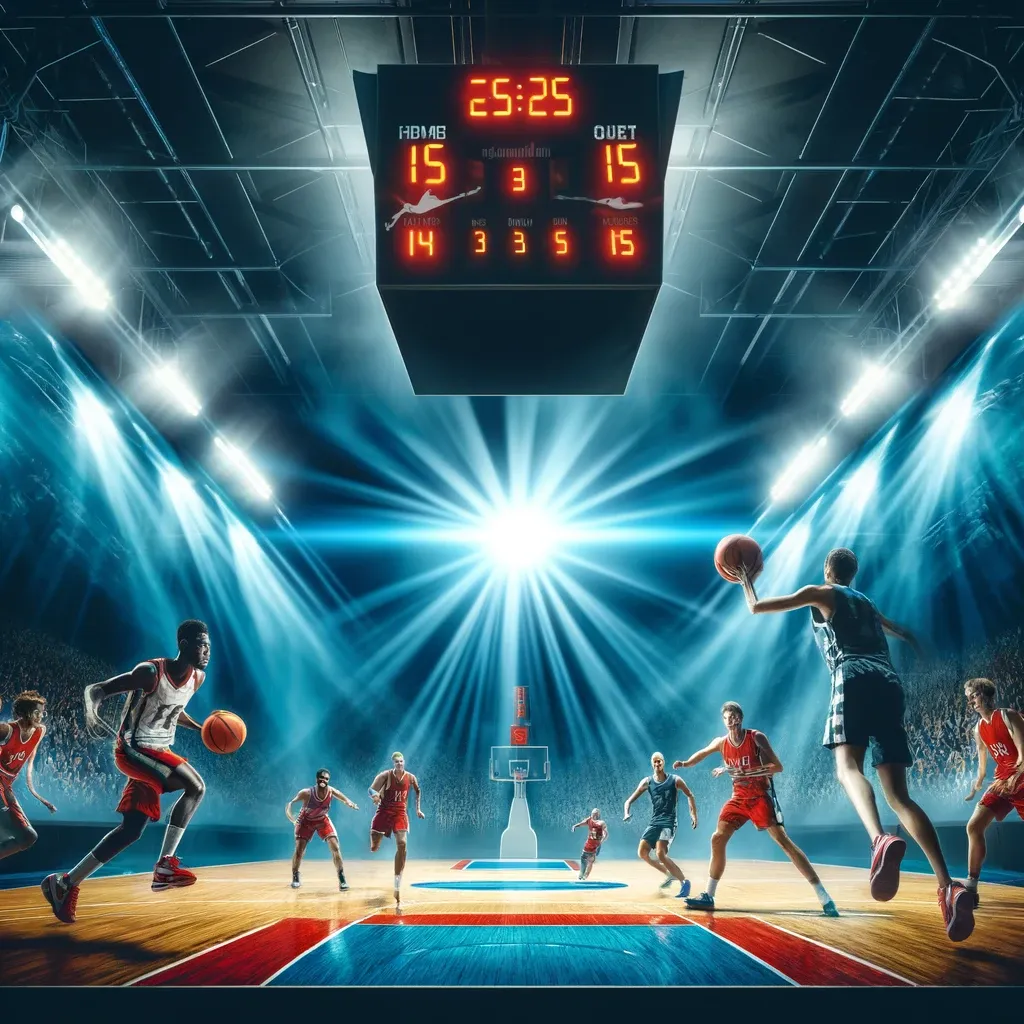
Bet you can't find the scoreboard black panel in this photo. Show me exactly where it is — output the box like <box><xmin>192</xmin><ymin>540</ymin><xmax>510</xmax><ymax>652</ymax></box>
<box><xmin>372</xmin><ymin>65</ymin><xmax>663</xmax><ymax>288</ymax></box>
<box><xmin>355</xmin><ymin>65</ymin><xmax>682</xmax><ymax>394</ymax></box>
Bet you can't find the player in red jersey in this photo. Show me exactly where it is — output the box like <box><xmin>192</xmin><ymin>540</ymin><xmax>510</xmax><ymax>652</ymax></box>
<box><xmin>571</xmin><ymin>808</ymin><xmax>608</xmax><ymax>880</ymax></box>
<box><xmin>673</xmin><ymin>702</ymin><xmax>838</xmax><ymax>917</ymax></box>
<box><xmin>368</xmin><ymin>751</ymin><xmax>424</xmax><ymax>909</ymax></box>
<box><xmin>964</xmin><ymin>677</ymin><xmax>1024</xmax><ymax>907</ymax></box>
<box><xmin>41</xmin><ymin>620</ymin><xmax>211</xmax><ymax>924</ymax></box>
<box><xmin>286</xmin><ymin>768</ymin><xmax>359</xmax><ymax>891</ymax></box>
<box><xmin>0</xmin><ymin>691</ymin><xmax>57</xmax><ymax>861</ymax></box>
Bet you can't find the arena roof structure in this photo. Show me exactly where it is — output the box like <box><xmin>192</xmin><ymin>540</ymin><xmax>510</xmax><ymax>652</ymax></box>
<box><xmin>2</xmin><ymin>0</ymin><xmax>1023</xmax><ymax>507</ymax></box>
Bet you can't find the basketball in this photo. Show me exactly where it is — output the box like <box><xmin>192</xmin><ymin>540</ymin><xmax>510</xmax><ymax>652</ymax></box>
<box><xmin>714</xmin><ymin>534</ymin><xmax>764</xmax><ymax>583</ymax></box>
<box><xmin>201</xmin><ymin>710</ymin><xmax>246</xmax><ymax>754</ymax></box>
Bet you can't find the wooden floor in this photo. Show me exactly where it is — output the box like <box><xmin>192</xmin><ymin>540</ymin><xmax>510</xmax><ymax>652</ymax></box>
<box><xmin>1</xmin><ymin>857</ymin><xmax>1021</xmax><ymax>986</ymax></box>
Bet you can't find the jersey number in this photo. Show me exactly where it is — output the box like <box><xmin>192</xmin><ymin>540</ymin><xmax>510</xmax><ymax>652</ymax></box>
<box><xmin>149</xmin><ymin>703</ymin><xmax>184</xmax><ymax>730</ymax></box>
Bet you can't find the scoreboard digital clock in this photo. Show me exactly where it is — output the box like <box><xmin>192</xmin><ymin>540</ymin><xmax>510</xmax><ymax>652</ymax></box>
<box><xmin>355</xmin><ymin>65</ymin><xmax>682</xmax><ymax>394</ymax></box>
<box><xmin>372</xmin><ymin>65</ymin><xmax>664</xmax><ymax>288</ymax></box>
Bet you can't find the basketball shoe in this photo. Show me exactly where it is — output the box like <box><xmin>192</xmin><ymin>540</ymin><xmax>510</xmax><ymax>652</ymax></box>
<box><xmin>869</xmin><ymin>833</ymin><xmax>906</xmax><ymax>901</ymax></box>
<box><xmin>152</xmin><ymin>855</ymin><xmax>197</xmax><ymax>891</ymax></box>
<box><xmin>683</xmin><ymin>892</ymin><xmax>715</xmax><ymax>911</ymax></box>
<box><xmin>291</xmin><ymin>871</ymin><xmax>301</xmax><ymax>889</ymax></box>
<box><xmin>822</xmin><ymin>900</ymin><xmax>840</xmax><ymax>918</ymax></box>
<box><xmin>659</xmin><ymin>876</ymin><xmax>675</xmax><ymax>890</ymax></box>
<box><xmin>41</xmin><ymin>872</ymin><xmax>79</xmax><ymax>923</ymax></box>
<box><xmin>940</xmin><ymin>882</ymin><xmax>975</xmax><ymax>943</ymax></box>
<box><xmin>338</xmin><ymin>871</ymin><xmax>349</xmax><ymax>891</ymax></box>
<box><xmin>675</xmin><ymin>879</ymin><xmax>692</xmax><ymax>899</ymax></box>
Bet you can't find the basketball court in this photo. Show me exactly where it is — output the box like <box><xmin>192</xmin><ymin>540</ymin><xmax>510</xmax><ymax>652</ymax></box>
<box><xmin>1</xmin><ymin>857</ymin><xmax>1022</xmax><ymax>987</ymax></box>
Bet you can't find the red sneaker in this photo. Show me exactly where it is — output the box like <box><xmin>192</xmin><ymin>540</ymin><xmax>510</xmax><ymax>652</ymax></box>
<box><xmin>869</xmin><ymin>833</ymin><xmax>906</xmax><ymax>901</ymax></box>
<box><xmin>940</xmin><ymin>882</ymin><xmax>975</xmax><ymax>942</ymax></box>
<box><xmin>41</xmin><ymin>872</ymin><xmax>80</xmax><ymax>923</ymax></box>
<box><xmin>152</xmin><ymin>855</ymin><xmax>197</xmax><ymax>891</ymax></box>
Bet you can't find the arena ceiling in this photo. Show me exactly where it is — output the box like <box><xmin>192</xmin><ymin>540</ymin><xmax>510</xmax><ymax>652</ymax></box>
<box><xmin>2</xmin><ymin>0</ymin><xmax>1024</xmax><ymax>509</ymax></box>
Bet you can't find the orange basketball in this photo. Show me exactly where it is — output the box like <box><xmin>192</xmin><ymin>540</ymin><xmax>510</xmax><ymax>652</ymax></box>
<box><xmin>714</xmin><ymin>534</ymin><xmax>764</xmax><ymax>583</ymax></box>
<box><xmin>201</xmin><ymin>710</ymin><xmax>246</xmax><ymax>754</ymax></box>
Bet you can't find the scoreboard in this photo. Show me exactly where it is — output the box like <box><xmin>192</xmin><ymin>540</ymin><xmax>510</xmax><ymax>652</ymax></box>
<box><xmin>355</xmin><ymin>65</ymin><xmax>681</xmax><ymax>394</ymax></box>
<box><xmin>374</xmin><ymin>65</ymin><xmax>663</xmax><ymax>288</ymax></box>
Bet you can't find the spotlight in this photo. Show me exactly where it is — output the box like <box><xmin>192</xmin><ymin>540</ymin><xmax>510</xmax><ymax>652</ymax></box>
<box><xmin>840</xmin><ymin>363</ymin><xmax>891</xmax><ymax>417</ymax></box>
<box><xmin>10</xmin><ymin>204</ymin><xmax>24</xmax><ymax>224</ymax></box>
<box><xmin>480</xmin><ymin>504</ymin><xmax>559</xmax><ymax>572</ymax></box>
<box><xmin>153</xmin><ymin>362</ymin><xmax>202</xmax><ymax>417</ymax></box>
<box><xmin>770</xmin><ymin>437</ymin><xmax>828</xmax><ymax>503</ymax></box>
<box><xmin>74</xmin><ymin>390</ymin><xmax>115</xmax><ymax>438</ymax></box>
<box><xmin>213</xmin><ymin>435</ymin><xmax>273</xmax><ymax>502</ymax></box>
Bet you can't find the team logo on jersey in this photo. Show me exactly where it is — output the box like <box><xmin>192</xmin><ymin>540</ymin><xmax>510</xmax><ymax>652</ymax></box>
<box><xmin>6</xmin><ymin>751</ymin><xmax>26</xmax><ymax>764</ymax></box>
<box><xmin>990</xmin><ymin>741</ymin><xmax>1011</xmax><ymax>758</ymax></box>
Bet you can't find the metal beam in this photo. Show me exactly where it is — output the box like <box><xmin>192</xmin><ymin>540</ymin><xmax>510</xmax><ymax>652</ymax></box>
<box><xmin>699</xmin><ymin>312</ymin><xmax>862</xmax><ymax>318</ymax></box>
<box><xmin>50</xmin><ymin>161</ymin><xmax>990</xmax><ymax>173</ymax></box>
<box><xmin>8</xmin><ymin>3</ymin><xmax>1018</xmax><ymax>21</ymax></box>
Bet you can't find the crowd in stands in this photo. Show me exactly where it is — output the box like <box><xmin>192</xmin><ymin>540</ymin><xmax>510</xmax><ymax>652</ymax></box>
<box><xmin>4</xmin><ymin>626</ymin><xmax>1024</xmax><ymax>845</ymax></box>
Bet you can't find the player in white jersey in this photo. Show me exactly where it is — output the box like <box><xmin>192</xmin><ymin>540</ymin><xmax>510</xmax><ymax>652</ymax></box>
<box><xmin>41</xmin><ymin>620</ymin><xmax>211</xmax><ymax>923</ymax></box>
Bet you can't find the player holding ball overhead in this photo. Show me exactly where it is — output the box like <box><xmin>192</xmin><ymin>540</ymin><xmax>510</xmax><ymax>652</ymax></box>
<box><xmin>718</xmin><ymin>537</ymin><xmax>974</xmax><ymax>943</ymax></box>
<box><xmin>41</xmin><ymin>620</ymin><xmax>241</xmax><ymax>924</ymax></box>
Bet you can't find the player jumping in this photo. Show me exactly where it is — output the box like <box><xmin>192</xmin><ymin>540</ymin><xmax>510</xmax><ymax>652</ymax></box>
<box><xmin>41</xmin><ymin>620</ymin><xmax>211</xmax><ymax>924</ymax></box>
<box><xmin>0</xmin><ymin>691</ymin><xmax>56</xmax><ymax>862</ymax></box>
<box><xmin>571</xmin><ymin>808</ymin><xmax>608</xmax><ymax>880</ymax></box>
<box><xmin>964</xmin><ymin>677</ymin><xmax>1024</xmax><ymax>908</ymax></box>
<box><xmin>739</xmin><ymin>547</ymin><xmax>974</xmax><ymax>941</ymax></box>
<box><xmin>369</xmin><ymin>751</ymin><xmax>424</xmax><ymax>910</ymax></box>
<box><xmin>286</xmin><ymin>768</ymin><xmax>359</xmax><ymax>891</ymax></box>
<box><xmin>673</xmin><ymin>701</ymin><xmax>838</xmax><ymax>917</ymax></box>
<box><xmin>623</xmin><ymin>752</ymin><xmax>696</xmax><ymax>896</ymax></box>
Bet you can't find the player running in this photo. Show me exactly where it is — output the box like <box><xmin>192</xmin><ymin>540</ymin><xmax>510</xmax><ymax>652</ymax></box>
<box><xmin>41</xmin><ymin>620</ymin><xmax>211</xmax><ymax>924</ymax></box>
<box><xmin>0</xmin><ymin>691</ymin><xmax>56</xmax><ymax>862</ymax></box>
<box><xmin>964</xmin><ymin>677</ymin><xmax>1024</xmax><ymax>907</ymax></box>
<box><xmin>739</xmin><ymin>547</ymin><xmax>974</xmax><ymax>941</ymax></box>
<box><xmin>673</xmin><ymin>701</ymin><xmax>838</xmax><ymax>917</ymax></box>
<box><xmin>623</xmin><ymin>752</ymin><xmax>696</xmax><ymax>896</ymax></box>
<box><xmin>571</xmin><ymin>808</ymin><xmax>608</xmax><ymax>880</ymax></box>
<box><xmin>286</xmin><ymin>768</ymin><xmax>359</xmax><ymax>891</ymax></box>
<box><xmin>368</xmin><ymin>751</ymin><xmax>424</xmax><ymax>910</ymax></box>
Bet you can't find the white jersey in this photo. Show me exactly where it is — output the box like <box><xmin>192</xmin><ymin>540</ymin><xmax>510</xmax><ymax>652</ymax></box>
<box><xmin>118</xmin><ymin>658</ymin><xmax>199</xmax><ymax>749</ymax></box>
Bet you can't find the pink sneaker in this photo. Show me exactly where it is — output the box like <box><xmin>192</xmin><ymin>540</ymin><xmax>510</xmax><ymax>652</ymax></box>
<box><xmin>869</xmin><ymin>833</ymin><xmax>906</xmax><ymax>901</ymax></box>
<box><xmin>940</xmin><ymin>882</ymin><xmax>975</xmax><ymax>943</ymax></box>
<box><xmin>152</xmin><ymin>855</ymin><xmax>197</xmax><ymax>891</ymax></box>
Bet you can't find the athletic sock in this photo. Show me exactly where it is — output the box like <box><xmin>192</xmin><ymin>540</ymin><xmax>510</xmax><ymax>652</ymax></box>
<box><xmin>159</xmin><ymin>825</ymin><xmax>185</xmax><ymax>861</ymax></box>
<box><xmin>706</xmin><ymin>878</ymin><xmax>719</xmax><ymax>898</ymax></box>
<box><xmin>68</xmin><ymin>853</ymin><xmax>103</xmax><ymax>887</ymax></box>
<box><xmin>965</xmin><ymin>876</ymin><xmax>978</xmax><ymax>891</ymax></box>
<box><xmin>813</xmin><ymin>882</ymin><xmax>831</xmax><ymax>907</ymax></box>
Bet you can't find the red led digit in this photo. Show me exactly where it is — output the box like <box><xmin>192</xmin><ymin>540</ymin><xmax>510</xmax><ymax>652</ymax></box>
<box><xmin>553</xmin><ymin>229</ymin><xmax>569</xmax><ymax>256</ymax></box>
<box><xmin>511</xmin><ymin>165</ymin><xmax>526</xmax><ymax>193</ymax></box>
<box><xmin>409</xmin><ymin>144</ymin><xmax>446</xmax><ymax>185</ymax></box>
<box><xmin>513</xmin><ymin>230</ymin><xmax>527</xmax><ymax>255</ymax></box>
<box><xmin>551</xmin><ymin>76</ymin><xmax>572</xmax><ymax>117</ymax></box>
<box><xmin>604</xmin><ymin>143</ymin><xmax>641</xmax><ymax>185</ymax></box>
<box><xmin>469</xmin><ymin>77</ymin><xmax>488</xmax><ymax>117</ymax></box>
<box><xmin>407</xmin><ymin>229</ymin><xmax>435</xmax><ymax>258</ymax></box>
<box><xmin>528</xmin><ymin>76</ymin><xmax>548</xmax><ymax>117</ymax></box>
<box><xmin>473</xmin><ymin>229</ymin><xmax>487</xmax><ymax>254</ymax></box>
<box><xmin>609</xmin><ymin>228</ymin><xmax>635</xmax><ymax>258</ymax></box>
<box><xmin>492</xmin><ymin>77</ymin><xmax>512</xmax><ymax>117</ymax></box>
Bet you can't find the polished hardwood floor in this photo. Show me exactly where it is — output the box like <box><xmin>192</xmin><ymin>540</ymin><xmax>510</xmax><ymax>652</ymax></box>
<box><xmin>0</xmin><ymin>858</ymin><xmax>1019</xmax><ymax>986</ymax></box>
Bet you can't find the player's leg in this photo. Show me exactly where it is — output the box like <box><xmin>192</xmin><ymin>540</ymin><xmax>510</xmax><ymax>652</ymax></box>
<box><xmin>637</xmin><ymin>837</ymin><xmax>669</xmax><ymax>877</ymax></box>
<box><xmin>685</xmin><ymin>818</ymin><xmax>739</xmax><ymax>910</ymax></box>
<box><xmin>151</xmin><ymin>761</ymin><xmax>206</xmax><ymax>890</ymax></box>
<box><xmin>292</xmin><ymin>838</ymin><xmax>308</xmax><ymax>887</ymax></box>
<box><xmin>655</xmin><ymin>836</ymin><xmax>688</xmax><ymax>894</ymax></box>
<box><xmin>966</xmin><ymin>800</ymin><xmax>1000</xmax><ymax>904</ymax></box>
<box><xmin>370</xmin><ymin>830</ymin><xmax>383</xmax><ymax>852</ymax></box>
<box><xmin>766</xmin><ymin>825</ymin><xmax>837</xmax><ymax>916</ymax></box>
<box><xmin>578</xmin><ymin>850</ymin><xmax>592</xmax><ymax>881</ymax></box>
<box><xmin>0</xmin><ymin>786</ymin><xmax>38</xmax><ymax>860</ymax></box>
<box><xmin>832</xmin><ymin>745</ymin><xmax>885</xmax><ymax>839</ymax></box>
<box><xmin>326</xmin><ymin>835</ymin><xmax>348</xmax><ymax>890</ymax></box>
<box><xmin>393</xmin><ymin>831</ymin><xmax>408</xmax><ymax>903</ymax></box>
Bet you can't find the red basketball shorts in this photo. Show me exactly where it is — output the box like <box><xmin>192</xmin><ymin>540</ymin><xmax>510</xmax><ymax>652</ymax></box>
<box><xmin>295</xmin><ymin>815</ymin><xmax>337</xmax><ymax>843</ymax></box>
<box><xmin>0</xmin><ymin>776</ymin><xmax>31</xmax><ymax>834</ymax></box>
<box><xmin>370</xmin><ymin>807</ymin><xmax>409</xmax><ymax>837</ymax></box>
<box><xmin>719</xmin><ymin>792</ymin><xmax>779</xmax><ymax>831</ymax></box>
<box><xmin>980</xmin><ymin>780</ymin><xmax>1024</xmax><ymax>822</ymax></box>
<box><xmin>583</xmin><ymin>839</ymin><xmax>601</xmax><ymax>854</ymax></box>
<box><xmin>114</xmin><ymin>743</ymin><xmax>188</xmax><ymax>822</ymax></box>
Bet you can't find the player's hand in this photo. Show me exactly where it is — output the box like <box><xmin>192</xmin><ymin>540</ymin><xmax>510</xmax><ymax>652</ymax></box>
<box><xmin>41</xmin><ymin>800</ymin><xmax>57</xmax><ymax>814</ymax></box>
<box><xmin>690</xmin><ymin>812</ymin><xmax>698</xmax><ymax>830</ymax></box>
<box><xmin>371</xmin><ymin>792</ymin><xmax>382</xmax><ymax>805</ymax></box>
<box><xmin>672</xmin><ymin>760</ymin><xmax>684</xmax><ymax>769</ymax></box>
<box><xmin>623</xmin><ymin>813</ymin><xmax>631</xmax><ymax>822</ymax></box>
<box><xmin>711</xmin><ymin>766</ymin><xmax>728</xmax><ymax>778</ymax></box>
<box><xmin>571</xmin><ymin>824</ymin><xmax>577</xmax><ymax>831</ymax></box>
<box><xmin>348</xmin><ymin>801</ymin><xmax>359</xmax><ymax>810</ymax></box>
<box><xmin>416</xmin><ymin>809</ymin><xmax>425</xmax><ymax>819</ymax></box>
<box><xmin>84</xmin><ymin>705</ymin><xmax>115</xmax><ymax>742</ymax></box>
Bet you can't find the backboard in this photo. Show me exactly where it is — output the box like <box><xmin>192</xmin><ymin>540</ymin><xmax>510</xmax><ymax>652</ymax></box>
<box><xmin>490</xmin><ymin>745</ymin><xmax>550</xmax><ymax>783</ymax></box>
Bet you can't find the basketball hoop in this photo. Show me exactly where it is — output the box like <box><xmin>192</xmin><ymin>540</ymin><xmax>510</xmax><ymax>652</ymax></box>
<box><xmin>513</xmin><ymin>768</ymin><xmax>527</xmax><ymax>783</ymax></box>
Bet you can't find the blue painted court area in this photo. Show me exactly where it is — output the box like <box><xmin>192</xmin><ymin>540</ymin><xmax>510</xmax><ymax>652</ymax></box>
<box><xmin>462</xmin><ymin>859</ymin><xmax>572</xmax><ymax>870</ymax></box>
<box><xmin>413</xmin><ymin>879</ymin><xmax>627</xmax><ymax>891</ymax></box>
<box><xmin>268</xmin><ymin>922</ymin><xmax>792</xmax><ymax>986</ymax></box>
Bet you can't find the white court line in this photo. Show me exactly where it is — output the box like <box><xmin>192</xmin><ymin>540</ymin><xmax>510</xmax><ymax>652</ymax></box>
<box><xmin>125</xmin><ymin>920</ymin><xmax>279</xmax><ymax>986</ymax></box>
<box><xmin>261</xmin><ymin>911</ymin><xmax>380</xmax><ymax>986</ymax></box>
<box><xmin>750</xmin><ymin>915</ymin><xmax>917</xmax><ymax>986</ymax></box>
<box><xmin>0</xmin><ymin>859</ymin><xmax>271</xmax><ymax>893</ymax></box>
<box><xmin>665</xmin><ymin>907</ymin><xmax>798</xmax><ymax>986</ymax></box>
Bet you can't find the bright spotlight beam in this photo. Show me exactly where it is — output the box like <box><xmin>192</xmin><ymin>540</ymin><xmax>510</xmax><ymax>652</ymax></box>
<box><xmin>154</xmin><ymin>362</ymin><xmax>202</xmax><ymax>416</ymax></box>
<box><xmin>478</xmin><ymin>504</ymin><xmax>560</xmax><ymax>572</ymax></box>
<box><xmin>213</xmin><ymin>435</ymin><xmax>273</xmax><ymax>501</ymax></box>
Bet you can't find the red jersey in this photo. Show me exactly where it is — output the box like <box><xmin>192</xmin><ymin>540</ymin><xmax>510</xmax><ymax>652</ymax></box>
<box><xmin>0</xmin><ymin>722</ymin><xmax>43</xmax><ymax>782</ymax></box>
<box><xmin>297</xmin><ymin>786</ymin><xmax>333</xmax><ymax>824</ymax></box>
<box><xmin>582</xmin><ymin>817</ymin><xmax>607</xmax><ymax>852</ymax></box>
<box><xmin>979</xmin><ymin>710</ymin><xmax>1019</xmax><ymax>781</ymax></box>
<box><xmin>380</xmin><ymin>770</ymin><xmax>412</xmax><ymax>811</ymax></box>
<box><xmin>721</xmin><ymin>729</ymin><xmax>770</xmax><ymax>796</ymax></box>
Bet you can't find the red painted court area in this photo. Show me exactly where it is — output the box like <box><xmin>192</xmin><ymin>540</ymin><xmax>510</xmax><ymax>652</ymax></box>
<box><xmin>130</xmin><ymin>913</ymin><xmax>912</xmax><ymax>987</ymax></box>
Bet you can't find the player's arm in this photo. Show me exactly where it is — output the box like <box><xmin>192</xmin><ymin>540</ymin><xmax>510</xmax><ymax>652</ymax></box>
<box><xmin>741</xmin><ymin>576</ymin><xmax>835</xmax><ymax>617</ymax></box>
<box><xmin>965</xmin><ymin>727</ymin><xmax>988</xmax><ymax>801</ymax></box>
<box><xmin>285</xmin><ymin>789</ymin><xmax>309</xmax><ymax>823</ymax></box>
<box><xmin>673</xmin><ymin>737</ymin><xmax>723</xmax><ymax>770</ymax></box>
<box><xmin>0</xmin><ymin>721</ymin><xmax>11</xmax><ymax>743</ymax></box>
<box><xmin>1000</xmin><ymin>710</ymin><xmax>1024</xmax><ymax>792</ymax></box>
<box><xmin>623</xmin><ymin>778</ymin><xmax>648</xmax><ymax>820</ymax></box>
<box><xmin>24</xmin><ymin>726</ymin><xmax>56</xmax><ymax>813</ymax></box>
<box><xmin>877</xmin><ymin>613</ymin><xmax>922</xmax><ymax>656</ymax></box>
<box><xmin>410</xmin><ymin>773</ymin><xmax>425</xmax><ymax>818</ymax></box>
<box><xmin>84</xmin><ymin>662</ymin><xmax>157</xmax><ymax>739</ymax></box>
<box><xmin>571</xmin><ymin>816</ymin><xmax>590</xmax><ymax>831</ymax></box>
<box><xmin>368</xmin><ymin>770</ymin><xmax>389</xmax><ymax>804</ymax></box>
<box><xmin>675</xmin><ymin>776</ymin><xmax>698</xmax><ymax>829</ymax></box>
<box><xmin>331</xmin><ymin>787</ymin><xmax>359</xmax><ymax>810</ymax></box>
